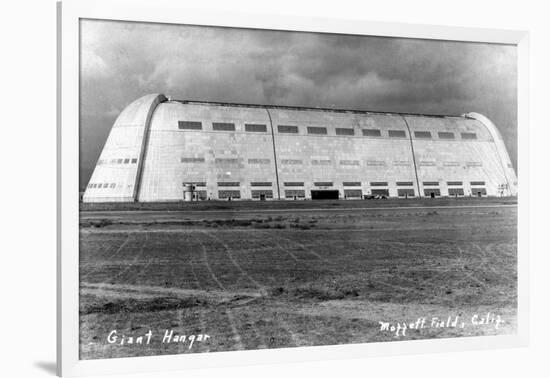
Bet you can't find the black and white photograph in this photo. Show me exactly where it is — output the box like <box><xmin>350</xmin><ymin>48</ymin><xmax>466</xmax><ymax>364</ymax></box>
<box><xmin>77</xmin><ymin>17</ymin><xmax>520</xmax><ymax>361</ymax></box>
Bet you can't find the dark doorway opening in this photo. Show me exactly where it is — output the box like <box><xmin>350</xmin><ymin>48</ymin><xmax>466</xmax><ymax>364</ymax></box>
<box><xmin>430</xmin><ymin>192</ymin><xmax>435</xmax><ymax>198</ymax></box>
<box><xmin>311</xmin><ymin>190</ymin><xmax>339</xmax><ymax>200</ymax></box>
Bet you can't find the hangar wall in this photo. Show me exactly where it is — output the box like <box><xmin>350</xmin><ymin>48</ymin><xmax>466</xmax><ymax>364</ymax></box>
<box><xmin>83</xmin><ymin>94</ymin><xmax>518</xmax><ymax>202</ymax></box>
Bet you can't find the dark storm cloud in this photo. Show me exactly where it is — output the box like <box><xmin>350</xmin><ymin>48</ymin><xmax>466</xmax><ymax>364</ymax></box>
<box><xmin>79</xmin><ymin>19</ymin><xmax>517</xmax><ymax>189</ymax></box>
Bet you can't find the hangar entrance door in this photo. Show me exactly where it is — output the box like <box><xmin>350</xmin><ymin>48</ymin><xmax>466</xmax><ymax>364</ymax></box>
<box><xmin>311</xmin><ymin>190</ymin><xmax>339</xmax><ymax>200</ymax></box>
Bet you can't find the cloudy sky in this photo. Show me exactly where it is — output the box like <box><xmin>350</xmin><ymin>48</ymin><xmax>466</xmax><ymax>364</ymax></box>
<box><xmin>80</xmin><ymin>19</ymin><xmax>517</xmax><ymax>190</ymax></box>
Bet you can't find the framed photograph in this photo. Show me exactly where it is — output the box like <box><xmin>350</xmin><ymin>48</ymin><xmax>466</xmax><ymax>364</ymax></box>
<box><xmin>58</xmin><ymin>0</ymin><xmax>529</xmax><ymax>376</ymax></box>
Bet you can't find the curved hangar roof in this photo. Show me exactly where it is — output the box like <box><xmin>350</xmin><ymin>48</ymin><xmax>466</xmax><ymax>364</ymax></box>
<box><xmin>83</xmin><ymin>94</ymin><xmax>517</xmax><ymax>202</ymax></box>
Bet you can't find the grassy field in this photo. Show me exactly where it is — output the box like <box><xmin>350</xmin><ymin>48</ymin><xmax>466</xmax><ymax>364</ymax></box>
<box><xmin>79</xmin><ymin>199</ymin><xmax>517</xmax><ymax>359</ymax></box>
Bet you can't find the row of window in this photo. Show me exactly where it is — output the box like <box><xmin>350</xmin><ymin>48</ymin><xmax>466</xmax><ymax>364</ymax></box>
<box><xmin>181</xmin><ymin>180</ymin><xmax>486</xmax><ymax>188</ymax></box>
<box><xmin>181</xmin><ymin>157</ymin><xmax>483</xmax><ymax>168</ymax></box>
<box><xmin>178</xmin><ymin>120</ymin><xmax>478</xmax><ymax>140</ymax></box>
<box><xmin>98</xmin><ymin>158</ymin><xmax>138</xmax><ymax>165</ymax></box>
<box><xmin>201</xmin><ymin>187</ymin><xmax>487</xmax><ymax>199</ymax></box>
<box><xmin>87</xmin><ymin>182</ymin><xmax>117</xmax><ymax>189</ymax></box>
<box><xmin>86</xmin><ymin>180</ymin><xmax>487</xmax><ymax>190</ymax></box>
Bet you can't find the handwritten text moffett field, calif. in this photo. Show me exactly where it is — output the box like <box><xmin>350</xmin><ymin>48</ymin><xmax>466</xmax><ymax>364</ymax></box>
<box><xmin>378</xmin><ymin>312</ymin><xmax>504</xmax><ymax>337</ymax></box>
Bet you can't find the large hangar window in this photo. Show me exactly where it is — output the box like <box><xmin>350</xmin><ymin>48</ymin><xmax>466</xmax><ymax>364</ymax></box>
<box><xmin>471</xmin><ymin>188</ymin><xmax>487</xmax><ymax>196</ymax></box>
<box><xmin>343</xmin><ymin>182</ymin><xmax>361</xmax><ymax>186</ymax></box>
<box><xmin>340</xmin><ymin>160</ymin><xmax>360</xmax><ymax>166</ymax></box>
<box><xmin>314</xmin><ymin>182</ymin><xmax>333</xmax><ymax>187</ymax></box>
<box><xmin>470</xmin><ymin>181</ymin><xmax>486</xmax><ymax>186</ymax></box>
<box><xmin>396</xmin><ymin>181</ymin><xmax>414</xmax><ymax>186</ymax></box>
<box><xmin>250</xmin><ymin>182</ymin><xmax>272</xmax><ymax>186</ymax></box>
<box><xmin>218</xmin><ymin>190</ymin><xmax>241</xmax><ymax>199</ymax></box>
<box><xmin>215</xmin><ymin>158</ymin><xmax>239</xmax><ymax>165</ymax></box>
<box><xmin>178</xmin><ymin>121</ymin><xmax>202</xmax><ymax>130</ymax></box>
<box><xmin>284</xmin><ymin>182</ymin><xmax>304</xmax><ymax>186</ymax></box>
<box><xmin>370</xmin><ymin>182</ymin><xmax>388</xmax><ymax>186</ymax></box>
<box><xmin>423</xmin><ymin>188</ymin><xmax>441</xmax><ymax>197</ymax></box>
<box><xmin>212</xmin><ymin>122</ymin><xmax>236</xmax><ymax>131</ymax></box>
<box><xmin>414</xmin><ymin>131</ymin><xmax>432</xmax><ymax>139</ymax></box>
<box><xmin>307</xmin><ymin>126</ymin><xmax>328</xmax><ymax>135</ymax></box>
<box><xmin>245</xmin><ymin>124</ymin><xmax>267</xmax><ymax>132</ymax></box>
<box><xmin>285</xmin><ymin>189</ymin><xmax>305</xmax><ymax>198</ymax></box>
<box><xmin>389</xmin><ymin>130</ymin><xmax>407</xmax><ymax>138</ymax></box>
<box><xmin>461</xmin><ymin>132</ymin><xmax>478</xmax><ymax>140</ymax></box>
<box><xmin>181</xmin><ymin>157</ymin><xmax>205</xmax><ymax>163</ymax></box>
<box><xmin>448</xmin><ymin>188</ymin><xmax>464</xmax><ymax>196</ymax></box>
<box><xmin>281</xmin><ymin>159</ymin><xmax>302</xmax><ymax>165</ymax></box>
<box><xmin>398</xmin><ymin>188</ymin><xmax>415</xmax><ymax>197</ymax></box>
<box><xmin>447</xmin><ymin>181</ymin><xmax>463</xmax><ymax>186</ymax></box>
<box><xmin>251</xmin><ymin>190</ymin><xmax>273</xmax><ymax>199</ymax></box>
<box><xmin>344</xmin><ymin>189</ymin><xmax>362</xmax><ymax>198</ymax></box>
<box><xmin>217</xmin><ymin>182</ymin><xmax>240</xmax><ymax>186</ymax></box>
<box><xmin>423</xmin><ymin>181</ymin><xmax>439</xmax><ymax>186</ymax></box>
<box><xmin>247</xmin><ymin>158</ymin><xmax>270</xmax><ymax>164</ymax></box>
<box><xmin>362</xmin><ymin>129</ymin><xmax>382</xmax><ymax>137</ymax></box>
<box><xmin>336</xmin><ymin>128</ymin><xmax>354</xmax><ymax>136</ymax></box>
<box><xmin>278</xmin><ymin>125</ymin><xmax>299</xmax><ymax>134</ymax></box>
<box><xmin>438</xmin><ymin>132</ymin><xmax>455</xmax><ymax>139</ymax></box>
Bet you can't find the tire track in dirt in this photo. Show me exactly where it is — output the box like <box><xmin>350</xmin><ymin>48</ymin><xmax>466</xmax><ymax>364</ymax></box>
<box><xmin>277</xmin><ymin>317</ymin><xmax>305</xmax><ymax>347</ymax></box>
<box><xmin>254</xmin><ymin>230</ymin><xmax>299</xmax><ymax>262</ymax></box>
<box><xmin>109</xmin><ymin>232</ymin><xmax>149</xmax><ymax>284</ymax></box>
<box><xmin>183</xmin><ymin>238</ymin><xmax>237</xmax><ymax>352</ymax></box>
<box><xmin>80</xmin><ymin>231</ymin><xmax>134</xmax><ymax>281</ymax></box>
<box><xmin>225</xmin><ymin>308</ymin><xmax>245</xmax><ymax>350</ymax></box>
<box><xmin>83</xmin><ymin>232</ymin><xmax>148</xmax><ymax>358</ymax></box>
<box><xmin>272</xmin><ymin>232</ymin><xmax>471</xmax><ymax>302</ymax></box>
<box><xmin>191</xmin><ymin>232</ymin><xmax>227</xmax><ymax>291</ymax></box>
<box><xmin>269</xmin><ymin>233</ymin><xmax>328</xmax><ymax>262</ymax></box>
<box><xmin>201</xmin><ymin>230</ymin><xmax>267</xmax><ymax>295</ymax></box>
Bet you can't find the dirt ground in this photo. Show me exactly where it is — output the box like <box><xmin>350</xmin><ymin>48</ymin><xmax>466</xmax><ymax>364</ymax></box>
<box><xmin>79</xmin><ymin>199</ymin><xmax>517</xmax><ymax>359</ymax></box>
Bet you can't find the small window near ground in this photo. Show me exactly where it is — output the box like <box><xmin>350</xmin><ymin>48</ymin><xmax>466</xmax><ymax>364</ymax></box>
<box><xmin>371</xmin><ymin>189</ymin><xmax>389</xmax><ymax>196</ymax></box>
<box><xmin>344</xmin><ymin>189</ymin><xmax>362</xmax><ymax>198</ymax></box>
<box><xmin>218</xmin><ymin>190</ymin><xmax>241</xmax><ymax>199</ymax></box>
<box><xmin>398</xmin><ymin>188</ymin><xmax>415</xmax><ymax>197</ymax></box>
<box><xmin>423</xmin><ymin>188</ymin><xmax>441</xmax><ymax>197</ymax></box>
<box><xmin>448</xmin><ymin>188</ymin><xmax>464</xmax><ymax>196</ymax></box>
<box><xmin>284</xmin><ymin>190</ymin><xmax>305</xmax><ymax>198</ymax></box>
<box><xmin>251</xmin><ymin>190</ymin><xmax>273</xmax><ymax>199</ymax></box>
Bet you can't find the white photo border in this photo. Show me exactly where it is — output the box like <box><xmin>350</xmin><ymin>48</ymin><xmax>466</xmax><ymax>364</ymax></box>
<box><xmin>57</xmin><ymin>0</ymin><xmax>530</xmax><ymax>376</ymax></box>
